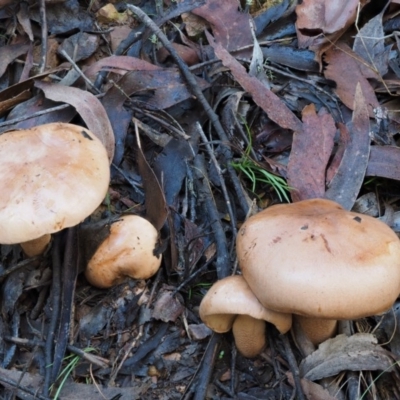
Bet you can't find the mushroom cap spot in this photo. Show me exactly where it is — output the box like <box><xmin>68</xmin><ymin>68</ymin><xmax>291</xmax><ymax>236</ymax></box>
<box><xmin>85</xmin><ymin>215</ymin><xmax>162</xmax><ymax>288</ymax></box>
<box><xmin>237</xmin><ymin>198</ymin><xmax>400</xmax><ymax>319</ymax></box>
<box><xmin>0</xmin><ymin>123</ymin><xmax>110</xmax><ymax>243</ymax></box>
<box><xmin>199</xmin><ymin>275</ymin><xmax>292</xmax><ymax>334</ymax></box>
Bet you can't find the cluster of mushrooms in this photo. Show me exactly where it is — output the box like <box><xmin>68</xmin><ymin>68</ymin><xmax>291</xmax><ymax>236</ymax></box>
<box><xmin>200</xmin><ymin>198</ymin><xmax>400</xmax><ymax>357</ymax></box>
<box><xmin>0</xmin><ymin>123</ymin><xmax>162</xmax><ymax>288</ymax></box>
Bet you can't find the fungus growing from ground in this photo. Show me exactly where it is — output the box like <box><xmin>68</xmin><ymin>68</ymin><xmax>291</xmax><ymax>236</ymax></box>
<box><xmin>0</xmin><ymin>123</ymin><xmax>110</xmax><ymax>256</ymax></box>
<box><xmin>85</xmin><ymin>215</ymin><xmax>162</xmax><ymax>288</ymax></box>
<box><xmin>236</xmin><ymin>198</ymin><xmax>400</xmax><ymax>346</ymax></box>
<box><xmin>199</xmin><ymin>275</ymin><xmax>292</xmax><ymax>357</ymax></box>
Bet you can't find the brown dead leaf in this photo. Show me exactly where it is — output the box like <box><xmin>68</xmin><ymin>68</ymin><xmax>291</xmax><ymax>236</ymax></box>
<box><xmin>152</xmin><ymin>288</ymin><xmax>185</xmax><ymax>322</ymax></box>
<box><xmin>32</xmin><ymin>38</ymin><xmax>60</xmax><ymax>73</ymax></box>
<box><xmin>287</xmin><ymin>372</ymin><xmax>337</xmax><ymax>400</ymax></box>
<box><xmin>287</xmin><ymin>104</ymin><xmax>336</xmax><ymax>201</ymax></box>
<box><xmin>296</xmin><ymin>0</ymin><xmax>358</xmax><ymax>48</ymax></box>
<box><xmin>58</xmin><ymin>32</ymin><xmax>99</xmax><ymax>63</ymax></box>
<box><xmin>17</xmin><ymin>3</ymin><xmax>33</xmax><ymax>41</ymax></box>
<box><xmin>0</xmin><ymin>71</ymin><xmax>56</xmax><ymax>116</ymax></box>
<box><xmin>353</xmin><ymin>2</ymin><xmax>389</xmax><ymax>77</ymax></box>
<box><xmin>188</xmin><ymin>323</ymin><xmax>212</xmax><ymax>340</ymax></box>
<box><xmin>181</xmin><ymin>12</ymin><xmax>208</xmax><ymax>37</ymax></box>
<box><xmin>0</xmin><ymin>89</ymin><xmax>31</xmax><ymax>117</ymax></box>
<box><xmin>325</xmin><ymin>83</ymin><xmax>370</xmax><ymax>210</ymax></box>
<box><xmin>106</xmin><ymin>68</ymin><xmax>210</xmax><ymax>110</ymax></box>
<box><xmin>299</xmin><ymin>333</ymin><xmax>395</xmax><ymax>381</ymax></box>
<box><xmin>109</xmin><ymin>26</ymin><xmax>132</xmax><ymax>53</ymax></box>
<box><xmin>0</xmin><ymin>44</ymin><xmax>30</xmax><ymax>78</ymax></box>
<box><xmin>84</xmin><ymin>55</ymin><xmax>161</xmax><ymax>80</ymax></box>
<box><xmin>366</xmin><ymin>145</ymin><xmax>400</xmax><ymax>180</ymax></box>
<box><xmin>35</xmin><ymin>80</ymin><xmax>115</xmax><ymax>161</ymax></box>
<box><xmin>153</xmin><ymin>139</ymin><xmax>196</xmax><ymax>205</ymax></box>
<box><xmin>193</xmin><ymin>0</ymin><xmax>253</xmax><ymax>51</ymax></box>
<box><xmin>28</xmin><ymin>1</ymin><xmax>94</xmax><ymax>35</ymax></box>
<box><xmin>136</xmin><ymin>131</ymin><xmax>168</xmax><ymax>231</ymax></box>
<box><xmin>157</xmin><ymin>43</ymin><xmax>199</xmax><ymax>66</ymax></box>
<box><xmin>0</xmin><ymin>365</ymin><xmax>142</xmax><ymax>399</ymax></box>
<box><xmin>207</xmin><ymin>32</ymin><xmax>302</xmax><ymax>133</ymax></box>
<box><xmin>325</xmin><ymin>123</ymin><xmax>350</xmax><ymax>184</ymax></box>
<box><xmin>324</xmin><ymin>43</ymin><xmax>379</xmax><ymax>116</ymax></box>
<box><xmin>1</xmin><ymin>95</ymin><xmax>75</xmax><ymax>133</ymax></box>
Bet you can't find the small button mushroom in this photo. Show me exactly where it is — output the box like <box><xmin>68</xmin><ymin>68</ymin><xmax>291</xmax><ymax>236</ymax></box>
<box><xmin>0</xmin><ymin>123</ymin><xmax>110</xmax><ymax>256</ymax></box>
<box><xmin>199</xmin><ymin>275</ymin><xmax>292</xmax><ymax>357</ymax></box>
<box><xmin>237</xmin><ymin>198</ymin><xmax>400</xmax><ymax>346</ymax></box>
<box><xmin>85</xmin><ymin>215</ymin><xmax>162</xmax><ymax>288</ymax></box>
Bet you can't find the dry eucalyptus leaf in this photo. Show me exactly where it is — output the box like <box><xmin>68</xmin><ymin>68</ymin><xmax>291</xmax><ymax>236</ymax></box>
<box><xmin>34</xmin><ymin>80</ymin><xmax>115</xmax><ymax>162</ymax></box>
<box><xmin>324</xmin><ymin>83</ymin><xmax>370</xmax><ymax>210</ymax></box>
<box><xmin>207</xmin><ymin>32</ymin><xmax>302</xmax><ymax>133</ymax></box>
<box><xmin>300</xmin><ymin>333</ymin><xmax>395</xmax><ymax>381</ymax></box>
<box><xmin>366</xmin><ymin>145</ymin><xmax>400</xmax><ymax>181</ymax></box>
<box><xmin>0</xmin><ymin>44</ymin><xmax>30</xmax><ymax>79</ymax></box>
<box><xmin>296</xmin><ymin>0</ymin><xmax>358</xmax><ymax>35</ymax></box>
<box><xmin>152</xmin><ymin>290</ymin><xmax>184</xmax><ymax>322</ymax></box>
<box><xmin>353</xmin><ymin>2</ymin><xmax>389</xmax><ymax>77</ymax></box>
<box><xmin>286</xmin><ymin>372</ymin><xmax>337</xmax><ymax>400</ymax></box>
<box><xmin>193</xmin><ymin>0</ymin><xmax>253</xmax><ymax>51</ymax></box>
<box><xmin>352</xmin><ymin>192</ymin><xmax>379</xmax><ymax>216</ymax></box>
<box><xmin>188</xmin><ymin>324</ymin><xmax>212</xmax><ymax>340</ymax></box>
<box><xmin>324</xmin><ymin>43</ymin><xmax>379</xmax><ymax>116</ymax></box>
<box><xmin>287</xmin><ymin>104</ymin><xmax>336</xmax><ymax>201</ymax></box>
<box><xmin>136</xmin><ymin>133</ymin><xmax>167</xmax><ymax>231</ymax></box>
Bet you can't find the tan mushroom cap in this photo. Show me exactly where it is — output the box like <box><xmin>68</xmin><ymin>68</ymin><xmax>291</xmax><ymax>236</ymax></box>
<box><xmin>0</xmin><ymin>123</ymin><xmax>110</xmax><ymax>244</ymax></box>
<box><xmin>237</xmin><ymin>198</ymin><xmax>400</xmax><ymax>320</ymax></box>
<box><xmin>85</xmin><ymin>215</ymin><xmax>162</xmax><ymax>288</ymax></box>
<box><xmin>199</xmin><ymin>275</ymin><xmax>292</xmax><ymax>334</ymax></box>
<box><xmin>200</xmin><ymin>275</ymin><xmax>291</xmax><ymax>357</ymax></box>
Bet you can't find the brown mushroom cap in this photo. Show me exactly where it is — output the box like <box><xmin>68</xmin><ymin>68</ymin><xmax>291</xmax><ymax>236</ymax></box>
<box><xmin>85</xmin><ymin>215</ymin><xmax>162</xmax><ymax>288</ymax></box>
<box><xmin>199</xmin><ymin>275</ymin><xmax>292</xmax><ymax>334</ymax></box>
<box><xmin>237</xmin><ymin>198</ymin><xmax>400</xmax><ymax>320</ymax></box>
<box><xmin>0</xmin><ymin>123</ymin><xmax>110</xmax><ymax>245</ymax></box>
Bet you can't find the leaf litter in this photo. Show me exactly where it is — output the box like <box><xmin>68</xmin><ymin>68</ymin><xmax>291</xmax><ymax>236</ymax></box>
<box><xmin>1</xmin><ymin>0</ymin><xmax>400</xmax><ymax>399</ymax></box>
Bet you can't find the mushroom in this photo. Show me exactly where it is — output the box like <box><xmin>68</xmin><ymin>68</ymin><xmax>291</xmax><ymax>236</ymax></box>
<box><xmin>0</xmin><ymin>123</ymin><xmax>110</xmax><ymax>257</ymax></box>
<box><xmin>85</xmin><ymin>215</ymin><xmax>162</xmax><ymax>288</ymax></box>
<box><xmin>236</xmin><ymin>198</ymin><xmax>400</xmax><ymax>346</ymax></box>
<box><xmin>199</xmin><ymin>275</ymin><xmax>292</xmax><ymax>357</ymax></box>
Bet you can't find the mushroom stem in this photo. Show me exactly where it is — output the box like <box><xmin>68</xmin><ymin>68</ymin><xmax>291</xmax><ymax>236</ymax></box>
<box><xmin>232</xmin><ymin>314</ymin><xmax>266</xmax><ymax>357</ymax></box>
<box><xmin>294</xmin><ymin>315</ymin><xmax>337</xmax><ymax>346</ymax></box>
<box><xmin>20</xmin><ymin>234</ymin><xmax>51</xmax><ymax>257</ymax></box>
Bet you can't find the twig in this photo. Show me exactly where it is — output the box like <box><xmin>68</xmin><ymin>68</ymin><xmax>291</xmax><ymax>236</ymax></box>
<box><xmin>51</xmin><ymin>228</ymin><xmax>79</xmax><ymax>382</ymax></box>
<box><xmin>42</xmin><ymin>235</ymin><xmax>62</xmax><ymax>396</ymax></box>
<box><xmin>0</xmin><ymin>93</ymin><xmax>105</xmax><ymax>130</ymax></box>
<box><xmin>193</xmin><ymin>155</ymin><xmax>231</xmax><ymax>279</ymax></box>
<box><xmin>172</xmin><ymin>254</ymin><xmax>216</xmax><ymax>296</ymax></box>
<box><xmin>281</xmin><ymin>333</ymin><xmax>305</xmax><ymax>400</ymax></box>
<box><xmin>0</xmin><ymin>374</ymin><xmax>50</xmax><ymax>400</ymax></box>
<box><xmin>194</xmin><ymin>121</ymin><xmax>237</xmax><ymax>238</ymax></box>
<box><xmin>59</xmin><ymin>50</ymin><xmax>101</xmax><ymax>94</ymax></box>
<box><xmin>192</xmin><ymin>334</ymin><xmax>220</xmax><ymax>400</ymax></box>
<box><xmin>126</xmin><ymin>4</ymin><xmax>250</xmax><ymax>216</ymax></box>
<box><xmin>4</xmin><ymin>337</ymin><xmax>110</xmax><ymax>369</ymax></box>
<box><xmin>0</xmin><ymin>256</ymin><xmax>39</xmax><ymax>279</ymax></box>
<box><xmin>38</xmin><ymin>0</ymin><xmax>47</xmax><ymax>73</ymax></box>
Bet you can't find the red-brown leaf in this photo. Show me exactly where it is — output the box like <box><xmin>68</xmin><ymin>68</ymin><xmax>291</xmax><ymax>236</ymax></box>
<box><xmin>287</xmin><ymin>104</ymin><xmax>336</xmax><ymax>201</ymax></box>
<box><xmin>35</xmin><ymin>80</ymin><xmax>115</xmax><ymax>161</ymax></box>
<box><xmin>207</xmin><ymin>32</ymin><xmax>302</xmax><ymax>133</ymax></box>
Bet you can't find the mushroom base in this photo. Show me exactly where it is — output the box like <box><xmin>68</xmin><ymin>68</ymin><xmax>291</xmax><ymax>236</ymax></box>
<box><xmin>20</xmin><ymin>234</ymin><xmax>51</xmax><ymax>257</ymax></box>
<box><xmin>294</xmin><ymin>315</ymin><xmax>337</xmax><ymax>346</ymax></box>
<box><xmin>232</xmin><ymin>314</ymin><xmax>266</xmax><ymax>358</ymax></box>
